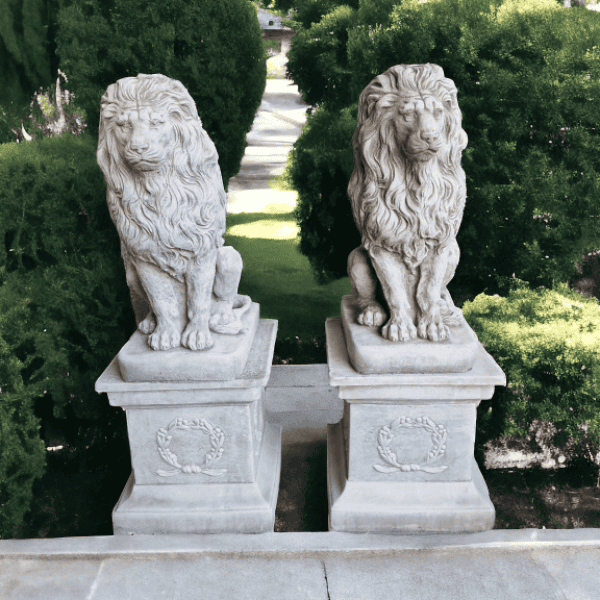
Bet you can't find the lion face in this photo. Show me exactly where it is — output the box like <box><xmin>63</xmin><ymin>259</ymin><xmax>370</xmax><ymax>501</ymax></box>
<box><xmin>396</xmin><ymin>95</ymin><xmax>446</xmax><ymax>163</ymax></box>
<box><xmin>113</xmin><ymin>106</ymin><xmax>176</xmax><ymax>174</ymax></box>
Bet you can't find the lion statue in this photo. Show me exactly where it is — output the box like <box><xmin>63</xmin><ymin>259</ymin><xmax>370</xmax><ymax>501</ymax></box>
<box><xmin>97</xmin><ymin>73</ymin><xmax>249</xmax><ymax>351</ymax></box>
<box><xmin>347</xmin><ymin>63</ymin><xmax>468</xmax><ymax>343</ymax></box>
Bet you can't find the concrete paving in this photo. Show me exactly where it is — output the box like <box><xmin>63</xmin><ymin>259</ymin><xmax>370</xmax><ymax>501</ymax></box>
<box><xmin>226</xmin><ymin>78</ymin><xmax>309</xmax><ymax>213</ymax></box>
<box><xmin>1</xmin><ymin>530</ymin><xmax>600</xmax><ymax>599</ymax></box>
<box><xmin>2</xmin><ymin>81</ymin><xmax>600</xmax><ymax>599</ymax></box>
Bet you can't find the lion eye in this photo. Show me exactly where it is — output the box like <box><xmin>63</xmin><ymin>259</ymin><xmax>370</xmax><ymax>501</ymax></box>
<box><xmin>117</xmin><ymin>121</ymin><xmax>131</xmax><ymax>130</ymax></box>
<box><xmin>434</xmin><ymin>108</ymin><xmax>444</xmax><ymax>119</ymax></box>
<box><xmin>401</xmin><ymin>111</ymin><xmax>414</xmax><ymax>121</ymax></box>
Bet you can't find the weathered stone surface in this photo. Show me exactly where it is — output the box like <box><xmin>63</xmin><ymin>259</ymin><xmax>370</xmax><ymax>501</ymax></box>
<box><xmin>117</xmin><ymin>301</ymin><xmax>259</xmax><ymax>382</ymax></box>
<box><xmin>97</xmin><ymin>73</ymin><xmax>251</xmax><ymax>353</ymax></box>
<box><xmin>92</xmin><ymin>557</ymin><xmax>328</xmax><ymax>600</ymax></box>
<box><xmin>346</xmin><ymin>64</ymin><xmax>469</xmax><ymax>351</ymax></box>
<box><xmin>323</xmin><ymin>552</ymin><xmax>567</xmax><ymax>600</ymax></box>
<box><xmin>113</xmin><ymin>421</ymin><xmax>282</xmax><ymax>534</ymax></box>
<box><xmin>0</xmin><ymin>559</ymin><xmax>101</xmax><ymax>600</ymax></box>
<box><xmin>344</xmin><ymin>402</ymin><xmax>476</xmax><ymax>482</ymax></box>
<box><xmin>328</xmin><ymin>421</ymin><xmax>495</xmax><ymax>533</ymax></box>
<box><xmin>341</xmin><ymin>294</ymin><xmax>479</xmax><ymax>374</ymax></box>
<box><xmin>96</xmin><ymin>319</ymin><xmax>282</xmax><ymax>534</ymax></box>
<box><xmin>326</xmin><ymin>318</ymin><xmax>503</xmax><ymax>534</ymax></box>
<box><xmin>327</xmin><ymin>318</ymin><xmax>506</xmax><ymax>400</ymax></box>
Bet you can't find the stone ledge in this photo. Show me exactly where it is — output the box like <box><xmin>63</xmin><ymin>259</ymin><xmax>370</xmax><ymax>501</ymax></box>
<box><xmin>1</xmin><ymin>529</ymin><xmax>600</xmax><ymax>559</ymax></box>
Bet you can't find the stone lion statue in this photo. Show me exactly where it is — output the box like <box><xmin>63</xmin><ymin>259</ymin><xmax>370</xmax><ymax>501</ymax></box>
<box><xmin>347</xmin><ymin>64</ymin><xmax>468</xmax><ymax>343</ymax></box>
<box><xmin>97</xmin><ymin>73</ymin><xmax>248</xmax><ymax>351</ymax></box>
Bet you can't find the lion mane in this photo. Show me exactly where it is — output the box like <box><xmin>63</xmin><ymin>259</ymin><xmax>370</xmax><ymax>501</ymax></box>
<box><xmin>97</xmin><ymin>73</ymin><xmax>226</xmax><ymax>282</ymax></box>
<box><xmin>348</xmin><ymin>63</ymin><xmax>468</xmax><ymax>272</ymax></box>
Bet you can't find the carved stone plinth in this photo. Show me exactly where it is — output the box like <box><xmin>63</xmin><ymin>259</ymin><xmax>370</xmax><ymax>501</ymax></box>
<box><xmin>326</xmin><ymin>318</ymin><xmax>505</xmax><ymax>534</ymax></box>
<box><xmin>95</xmin><ymin>319</ymin><xmax>281</xmax><ymax>535</ymax></box>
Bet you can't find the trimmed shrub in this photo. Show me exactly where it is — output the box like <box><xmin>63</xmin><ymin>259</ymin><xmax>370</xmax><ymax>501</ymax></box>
<box><xmin>0</xmin><ymin>0</ymin><xmax>56</xmax><ymax>110</ymax></box>
<box><xmin>0</xmin><ymin>273</ymin><xmax>46</xmax><ymax>537</ymax></box>
<box><xmin>289</xmin><ymin>105</ymin><xmax>359</xmax><ymax>283</ymax></box>
<box><xmin>463</xmin><ymin>285</ymin><xmax>600</xmax><ymax>450</ymax></box>
<box><xmin>55</xmin><ymin>0</ymin><xmax>267</xmax><ymax>188</ymax></box>
<box><xmin>287</xmin><ymin>0</ymin><xmax>600</xmax><ymax>299</ymax></box>
<box><xmin>0</xmin><ymin>133</ymin><xmax>134</xmax><ymax>426</ymax></box>
<box><xmin>286</xmin><ymin>6</ymin><xmax>357</xmax><ymax>108</ymax></box>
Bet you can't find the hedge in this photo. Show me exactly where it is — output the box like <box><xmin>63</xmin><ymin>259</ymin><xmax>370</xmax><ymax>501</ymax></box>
<box><xmin>0</xmin><ymin>133</ymin><xmax>133</xmax><ymax>425</ymax></box>
<box><xmin>463</xmin><ymin>284</ymin><xmax>600</xmax><ymax>453</ymax></box>
<box><xmin>55</xmin><ymin>0</ymin><xmax>267</xmax><ymax>188</ymax></box>
<box><xmin>287</xmin><ymin>0</ymin><xmax>600</xmax><ymax>301</ymax></box>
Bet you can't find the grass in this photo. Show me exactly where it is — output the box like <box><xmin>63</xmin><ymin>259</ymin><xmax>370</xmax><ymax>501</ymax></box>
<box><xmin>225</xmin><ymin>207</ymin><xmax>353</xmax><ymax>341</ymax></box>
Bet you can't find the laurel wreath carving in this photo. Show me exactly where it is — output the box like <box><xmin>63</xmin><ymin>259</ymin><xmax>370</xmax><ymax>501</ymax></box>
<box><xmin>156</xmin><ymin>418</ymin><xmax>227</xmax><ymax>477</ymax></box>
<box><xmin>374</xmin><ymin>416</ymin><xmax>448</xmax><ymax>474</ymax></box>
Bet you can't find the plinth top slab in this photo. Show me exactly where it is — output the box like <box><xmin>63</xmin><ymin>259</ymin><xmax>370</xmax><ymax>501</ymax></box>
<box><xmin>96</xmin><ymin>319</ymin><xmax>277</xmax><ymax>396</ymax></box>
<box><xmin>341</xmin><ymin>295</ymin><xmax>479</xmax><ymax>375</ymax></box>
<box><xmin>117</xmin><ymin>303</ymin><xmax>260</xmax><ymax>382</ymax></box>
<box><xmin>326</xmin><ymin>318</ymin><xmax>505</xmax><ymax>401</ymax></box>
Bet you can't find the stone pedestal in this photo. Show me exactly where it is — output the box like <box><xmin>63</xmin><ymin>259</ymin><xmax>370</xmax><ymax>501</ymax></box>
<box><xmin>325</xmin><ymin>318</ymin><xmax>505</xmax><ymax>534</ymax></box>
<box><xmin>95</xmin><ymin>319</ymin><xmax>281</xmax><ymax>535</ymax></box>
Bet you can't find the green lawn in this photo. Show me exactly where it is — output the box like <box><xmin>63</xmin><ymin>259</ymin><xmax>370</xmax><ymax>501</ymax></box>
<box><xmin>225</xmin><ymin>208</ymin><xmax>352</xmax><ymax>341</ymax></box>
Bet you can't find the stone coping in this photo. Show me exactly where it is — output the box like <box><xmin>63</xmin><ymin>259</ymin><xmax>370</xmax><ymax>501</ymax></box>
<box><xmin>1</xmin><ymin>529</ymin><xmax>600</xmax><ymax>559</ymax></box>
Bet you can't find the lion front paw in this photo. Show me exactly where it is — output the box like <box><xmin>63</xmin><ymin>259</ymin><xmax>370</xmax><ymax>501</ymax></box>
<box><xmin>138</xmin><ymin>312</ymin><xmax>156</xmax><ymax>335</ymax></box>
<box><xmin>381</xmin><ymin>316</ymin><xmax>417</xmax><ymax>342</ymax></box>
<box><xmin>181</xmin><ymin>324</ymin><xmax>213</xmax><ymax>351</ymax></box>
<box><xmin>418</xmin><ymin>313</ymin><xmax>450</xmax><ymax>342</ymax></box>
<box><xmin>148</xmin><ymin>324</ymin><xmax>181</xmax><ymax>350</ymax></box>
<box><xmin>357</xmin><ymin>301</ymin><xmax>387</xmax><ymax>327</ymax></box>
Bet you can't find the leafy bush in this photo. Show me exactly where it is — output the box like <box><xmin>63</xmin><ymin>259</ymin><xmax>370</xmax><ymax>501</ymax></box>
<box><xmin>56</xmin><ymin>0</ymin><xmax>267</xmax><ymax>188</ymax></box>
<box><xmin>0</xmin><ymin>274</ymin><xmax>46</xmax><ymax>537</ymax></box>
<box><xmin>0</xmin><ymin>133</ymin><xmax>133</xmax><ymax>430</ymax></box>
<box><xmin>0</xmin><ymin>0</ymin><xmax>57</xmax><ymax>110</ymax></box>
<box><xmin>287</xmin><ymin>0</ymin><xmax>600</xmax><ymax>299</ymax></box>
<box><xmin>463</xmin><ymin>285</ymin><xmax>600</xmax><ymax>450</ymax></box>
<box><xmin>286</xmin><ymin>6</ymin><xmax>357</xmax><ymax>107</ymax></box>
<box><xmin>289</xmin><ymin>106</ymin><xmax>359</xmax><ymax>283</ymax></box>
<box><xmin>262</xmin><ymin>0</ymin><xmax>360</xmax><ymax>30</ymax></box>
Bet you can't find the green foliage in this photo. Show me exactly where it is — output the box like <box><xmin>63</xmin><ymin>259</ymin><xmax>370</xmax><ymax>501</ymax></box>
<box><xmin>261</xmin><ymin>0</ymin><xmax>359</xmax><ymax>29</ymax></box>
<box><xmin>0</xmin><ymin>133</ymin><xmax>134</xmax><ymax>425</ymax></box>
<box><xmin>0</xmin><ymin>273</ymin><xmax>46</xmax><ymax>537</ymax></box>
<box><xmin>287</xmin><ymin>6</ymin><xmax>357</xmax><ymax>107</ymax></box>
<box><xmin>463</xmin><ymin>285</ymin><xmax>600</xmax><ymax>445</ymax></box>
<box><xmin>0</xmin><ymin>0</ymin><xmax>56</xmax><ymax>109</ymax></box>
<box><xmin>289</xmin><ymin>105</ymin><xmax>359</xmax><ymax>282</ymax></box>
<box><xmin>287</xmin><ymin>0</ymin><xmax>600</xmax><ymax>297</ymax></box>
<box><xmin>55</xmin><ymin>0</ymin><xmax>267</xmax><ymax>188</ymax></box>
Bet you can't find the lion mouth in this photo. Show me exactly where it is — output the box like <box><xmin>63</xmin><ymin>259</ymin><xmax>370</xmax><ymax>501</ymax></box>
<box><xmin>405</xmin><ymin>145</ymin><xmax>440</xmax><ymax>161</ymax></box>
<box><xmin>126</xmin><ymin>156</ymin><xmax>161</xmax><ymax>172</ymax></box>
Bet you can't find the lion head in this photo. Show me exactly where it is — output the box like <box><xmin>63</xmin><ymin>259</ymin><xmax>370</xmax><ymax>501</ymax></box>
<box><xmin>348</xmin><ymin>64</ymin><xmax>468</xmax><ymax>272</ymax></box>
<box><xmin>97</xmin><ymin>73</ymin><xmax>226</xmax><ymax>280</ymax></box>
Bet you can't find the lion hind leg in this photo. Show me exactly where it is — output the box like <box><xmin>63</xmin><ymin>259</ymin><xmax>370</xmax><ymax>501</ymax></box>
<box><xmin>209</xmin><ymin>246</ymin><xmax>244</xmax><ymax>333</ymax></box>
<box><xmin>439</xmin><ymin>288</ymin><xmax>463</xmax><ymax>328</ymax></box>
<box><xmin>348</xmin><ymin>246</ymin><xmax>387</xmax><ymax>327</ymax></box>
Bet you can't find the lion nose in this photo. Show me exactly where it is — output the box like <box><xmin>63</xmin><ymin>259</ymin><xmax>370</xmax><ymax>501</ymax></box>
<box><xmin>129</xmin><ymin>139</ymin><xmax>149</xmax><ymax>153</ymax></box>
<box><xmin>420</xmin><ymin>129</ymin><xmax>439</xmax><ymax>144</ymax></box>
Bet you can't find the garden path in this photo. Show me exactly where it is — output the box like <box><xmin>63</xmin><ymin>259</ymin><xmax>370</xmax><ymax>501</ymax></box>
<box><xmin>226</xmin><ymin>78</ymin><xmax>308</xmax><ymax>213</ymax></box>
